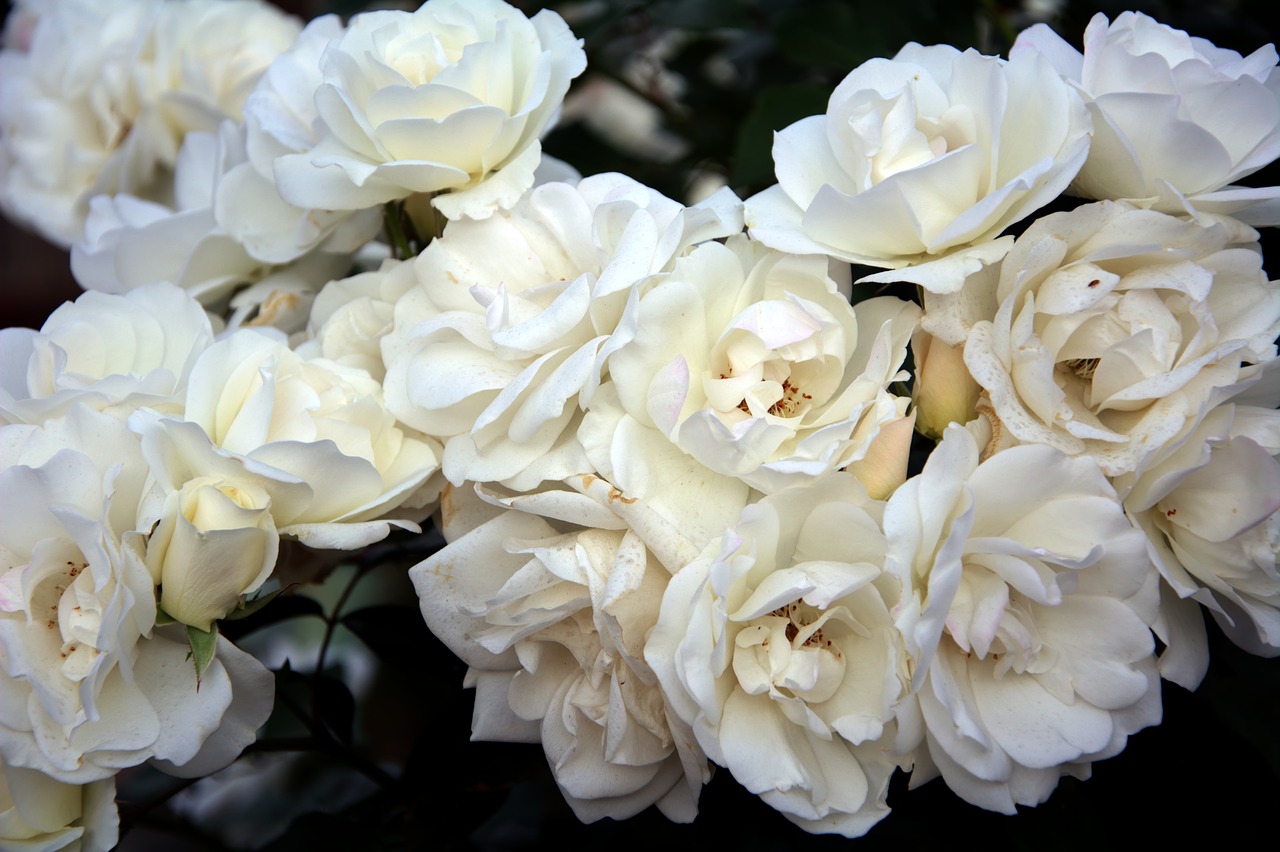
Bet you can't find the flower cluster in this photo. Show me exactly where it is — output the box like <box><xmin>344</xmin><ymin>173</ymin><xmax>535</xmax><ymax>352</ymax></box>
<box><xmin>2</xmin><ymin>1</ymin><xmax>1279</xmax><ymax>846</ymax></box>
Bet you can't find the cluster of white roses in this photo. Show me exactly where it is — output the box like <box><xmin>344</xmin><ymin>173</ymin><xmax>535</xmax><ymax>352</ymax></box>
<box><xmin>2</xmin><ymin>0</ymin><xmax>1279</xmax><ymax>846</ymax></box>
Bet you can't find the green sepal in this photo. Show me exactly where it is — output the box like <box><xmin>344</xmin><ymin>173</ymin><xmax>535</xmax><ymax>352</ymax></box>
<box><xmin>225</xmin><ymin>587</ymin><xmax>285</xmax><ymax>621</ymax></box>
<box><xmin>186</xmin><ymin>623</ymin><xmax>218</xmax><ymax>688</ymax></box>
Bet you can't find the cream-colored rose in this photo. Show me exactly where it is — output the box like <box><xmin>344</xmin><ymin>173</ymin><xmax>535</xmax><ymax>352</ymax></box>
<box><xmin>0</xmin><ymin>405</ymin><xmax>273</xmax><ymax>784</ymax></box>
<box><xmin>272</xmin><ymin>0</ymin><xmax>586</xmax><ymax>220</ymax></box>
<box><xmin>71</xmin><ymin>123</ymin><xmax>351</xmax><ymax>334</ymax></box>
<box><xmin>745</xmin><ymin>43</ymin><xmax>1090</xmax><ymax>292</ymax></box>
<box><xmin>382</xmin><ymin>173</ymin><xmax>743</xmax><ymax>489</ymax></box>
<box><xmin>296</xmin><ymin>258</ymin><xmax>418</xmax><ymax>382</ymax></box>
<box><xmin>960</xmin><ymin>201</ymin><xmax>1280</xmax><ymax>476</ymax></box>
<box><xmin>1014</xmin><ymin>11</ymin><xmax>1280</xmax><ymax>224</ymax></box>
<box><xmin>887</xmin><ymin>426</ymin><xmax>1159</xmax><ymax>813</ymax></box>
<box><xmin>1118</xmin><ymin>397</ymin><xmax>1280</xmax><ymax>687</ymax></box>
<box><xmin>0</xmin><ymin>0</ymin><xmax>299</xmax><ymax>247</ymax></box>
<box><xmin>0</xmin><ymin>282</ymin><xmax>214</xmax><ymax>426</ymax></box>
<box><xmin>646</xmin><ymin>474</ymin><xmax>907</xmax><ymax>836</ymax></box>
<box><xmin>601</xmin><ymin>235</ymin><xmax>918</xmax><ymax>494</ymax></box>
<box><xmin>141</xmin><ymin>330</ymin><xmax>439</xmax><ymax>549</ymax></box>
<box><xmin>0</xmin><ymin>759</ymin><xmax>117</xmax><ymax>852</ymax></box>
<box><xmin>145</xmin><ymin>476</ymin><xmax>279</xmax><ymax>632</ymax></box>
<box><xmin>412</xmin><ymin>478</ymin><xmax>711</xmax><ymax>824</ymax></box>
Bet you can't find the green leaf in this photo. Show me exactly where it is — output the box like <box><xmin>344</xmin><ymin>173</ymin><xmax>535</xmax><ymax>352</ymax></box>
<box><xmin>155</xmin><ymin>607</ymin><xmax>177</xmax><ymax>627</ymax></box>
<box><xmin>186</xmin><ymin>623</ymin><xmax>218</xmax><ymax>688</ymax></box>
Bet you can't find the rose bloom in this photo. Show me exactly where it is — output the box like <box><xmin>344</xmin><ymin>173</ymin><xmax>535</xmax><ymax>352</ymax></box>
<box><xmin>1117</xmin><ymin>395</ymin><xmax>1280</xmax><ymax>687</ymax></box>
<box><xmin>272</xmin><ymin>0</ymin><xmax>586</xmax><ymax>221</ymax></box>
<box><xmin>296</xmin><ymin>258</ymin><xmax>419</xmax><ymax>383</ymax></box>
<box><xmin>382</xmin><ymin>173</ymin><xmax>743</xmax><ymax>489</ymax></box>
<box><xmin>646</xmin><ymin>474</ymin><xmax>908</xmax><ymax>837</ymax></box>
<box><xmin>71</xmin><ymin>123</ymin><xmax>352</xmax><ymax>334</ymax></box>
<box><xmin>745</xmin><ymin>43</ymin><xmax>1090</xmax><ymax>292</ymax></box>
<box><xmin>0</xmin><ymin>282</ymin><xmax>214</xmax><ymax>426</ymax></box>
<box><xmin>1</xmin><ymin>758</ymin><xmax>117</xmax><ymax>852</ymax></box>
<box><xmin>222</xmin><ymin>14</ymin><xmax>383</xmax><ymax>265</ymax></box>
<box><xmin>0</xmin><ymin>0</ymin><xmax>299</xmax><ymax>247</ymax></box>
<box><xmin>136</xmin><ymin>329</ymin><xmax>440</xmax><ymax>551</ymax></box>
<box><xmin>1014</xmin><ymin>11</ymin><xmax>1280</xmax><ymax>224</ymax></box>
<box><xmin>887</xmin><ymin>427</ymin><xmax>1160</xmax><ymax>813</ymax></box>
<box><xmin>0</xmin><ymin>406</ymin><xmax>273</xmax><ymax>784</ymax></box>
<box><xmin>412</xmin><ymin>477</ymin><xmax>712</xmax><ymax>823</ymax></box>
<box><xmin>956</xmin><ymin>201</ymin><xmax>1280</xmax><ymax>476</ymax></box>
<box><xmin>599</xmin><ymin>234</ymin><xmax>918</xmax><ymax>495</ymax></box>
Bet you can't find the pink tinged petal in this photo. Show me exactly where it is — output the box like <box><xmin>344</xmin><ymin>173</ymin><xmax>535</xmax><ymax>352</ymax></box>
<box><xmin>646</xmin><ymin>357</ymin><xmax>691</xmax><ymax>436</ymax></box>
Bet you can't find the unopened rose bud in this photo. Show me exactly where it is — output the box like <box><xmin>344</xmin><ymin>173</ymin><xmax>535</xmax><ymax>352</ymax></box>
<box><xmin>846</xmin><ymin>410</ymin><xmax>916</xmax><ymax>499</ymax></box>
<box><xmin>912</xmin><ymin>329</ymin><xmax>981</xmax><ymax>441</ymax></box>
<box><xmin>146</xmin><ymin>477</ymin><xmax>279</xmax><ymax>631</ymax></box>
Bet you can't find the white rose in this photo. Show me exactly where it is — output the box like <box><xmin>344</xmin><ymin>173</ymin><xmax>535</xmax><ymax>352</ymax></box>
<box><xmin>0</xmin><ymin>282</ymin><xmax>214</xmax><ymax>425</ymax></box>
<box><xmin>71</xmin><ymin>122</ymin><xmax>350</xmax><ymax>334</ymax></box>
<box><xmin>0</xmin><ymin>406</ymin><xmax>273</xmax><ymax>783</ymax></box>
<box><xmin>412</xmin><ymin>477</ymin><xmax>710</xmax><ymax>823</ymax></box>
<box><xmin>601</xmin><ymin>235</ymin><xmax>918</xmax><ymax>494</ymax></box>
<box><xmin>0</xmin><ymin>0</ymin><xmax>298</xmax><ymax>247</ymax></box>
<box><xmin>1118</xmin><ymin>399</ymin><xmax>1280</xmax><ymax>686</ymax></box>
<box><xmin>960</xmin><ymin>201</ymin><xmax>1280</xmax><ymax>476</ymax></box>
<box><xmin>142</xmin><ymin>330</ymin><xmax>439</xmax><ymax>549</ymax></box>
<box><xmin>1014</xmin><ymin>11</ymin><xmax>1280</xmax><ymax>224</ymax></box>
<box><xmin>382</xmin><ymin>173</ymin><xmax>743</xmax><ymax>489</ymax></box>
<box><xmin>646</xmin><ymin>474</ymin><xmax>907</xmax><ymax>837</ymax></box>
<box><xmin>145</xmin><ymin>476</ymin><xmax>279</xmax><ymax>632</ymax></box>
<box><xmin>886</xmin><ymin>426</ymin><xmax>1159</xmax><ymax>813</ymax></box>
<box><xmin>220</xmin><ymin>14</ymin><xmax>383</xmax><ymax>266</ymax></box>
<box><xmin>0</xmin><ymin>759</ymin><xmax>117</xmax><ymax>852</ymax></box>
<box><xmin>296</xmin><ymin>258</ymin><xmax>418</xmax><ymax>382</ymax></box>
<box><xmin>272</xmin><ymin>0</ymin><xmax>587</xmax><ymax>221</ymax></box>
<box><xmin>745</xmin><ymin>43</ymin><xmax>1090</xmax><ymax>292</ymax></box>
